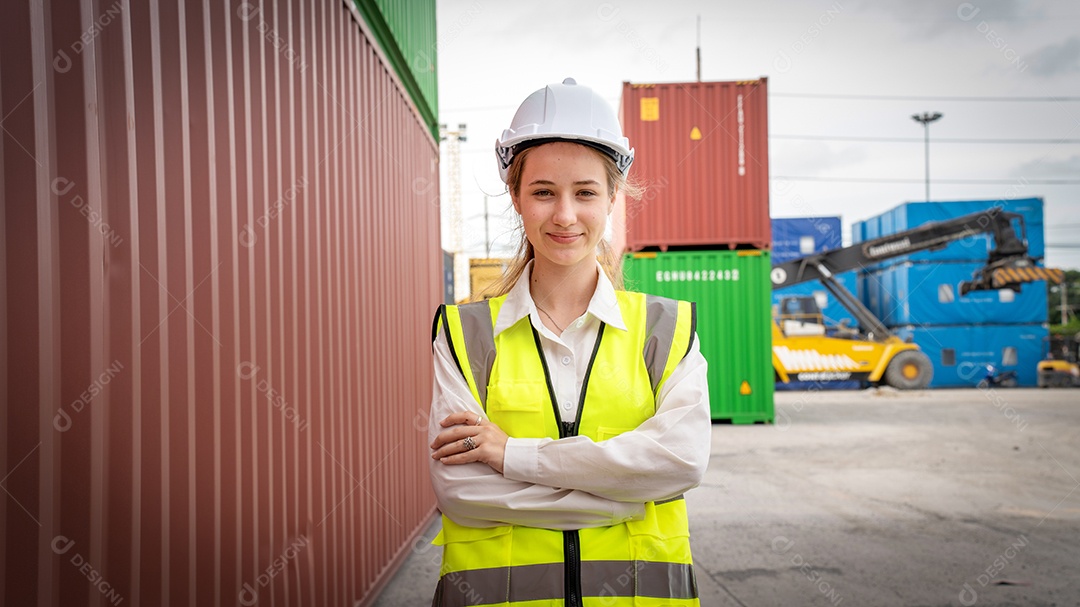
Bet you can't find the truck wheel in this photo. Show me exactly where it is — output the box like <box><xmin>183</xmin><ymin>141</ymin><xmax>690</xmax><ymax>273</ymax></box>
<box><xmin>885</xmin><ymin>350</ymin><xmax>933</xmax><ymax>390</ymax></box>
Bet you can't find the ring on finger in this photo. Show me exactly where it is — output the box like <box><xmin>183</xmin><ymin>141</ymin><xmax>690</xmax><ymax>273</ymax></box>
<box><xmin>462</xmin><ymin>436</ymin><xmax>477</xmax><ymax>451</ymax></box>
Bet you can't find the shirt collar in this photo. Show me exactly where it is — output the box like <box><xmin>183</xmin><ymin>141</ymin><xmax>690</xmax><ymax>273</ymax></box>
<box><xmin>494</xmin><ymin>259</ymin><xmax>628</xmax><ymax>336</ymax></box>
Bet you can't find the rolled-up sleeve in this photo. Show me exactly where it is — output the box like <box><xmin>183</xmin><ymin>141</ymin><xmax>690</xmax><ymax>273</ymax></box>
<box><xmin>502</xmin><ymin>336</ymin><xmax>711</xmax><ymax>503</ymax></box>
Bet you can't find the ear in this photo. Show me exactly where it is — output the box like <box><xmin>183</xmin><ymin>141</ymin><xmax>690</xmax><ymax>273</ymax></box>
<box><xmin>510</xmin><ymin>190</ymin><xmax>522</xmax><ymax>215</ymax></box>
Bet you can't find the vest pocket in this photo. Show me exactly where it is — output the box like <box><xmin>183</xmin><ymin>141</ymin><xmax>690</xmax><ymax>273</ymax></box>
<box><xmin>625</xmin><ymin>501</ymin><xmax>692</xmax><ymax>565</ymax></box>
<box><xmin>487</xmin><ymin>380</ymin><xmax>550</xmax><ymax>437</ymax></box>
<box><xmin>487</xmin><ymin>380</ymin><xmax>548</xmax><ymax>411</ymax></box>
<box><xmin>436</xmin><ymin>516</ymin><xmax>513</xmax><ymax>578</ymax></box>
<box><xmin>434</xmin><ymin>518</ymin><xmax>513</xmax><ymax>545</ymax></box>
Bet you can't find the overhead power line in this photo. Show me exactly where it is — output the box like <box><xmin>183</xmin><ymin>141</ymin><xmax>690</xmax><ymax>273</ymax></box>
<box><xmin>444</xmin><ymin>92</ymin><xmax>1080</xmax><ymax>114</ymax></box>
<box><xmin>774</xmin><ymin>176</ymin><xmax>1080</xmax><ymax>185</ymax></box>
<box><xmin>464</xmin><ymin>136</ymin><xmax>1079</xmax><ymax>152</ymax></box>
<box><xmin>771</xmin><ymin>134</ymin><xmax>1080</xmax><ymax>144</ymax></box>
<box><xmin>771</xmin><ymin>92</ymin><xmax>1080</xmax><ymax>102</ymax></box>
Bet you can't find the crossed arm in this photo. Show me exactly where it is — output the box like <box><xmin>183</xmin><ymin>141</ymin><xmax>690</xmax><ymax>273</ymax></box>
<box><xmin>428</xmin><ymin>332</ymin><xmax>711</xmax><ymax>530</ymax></box>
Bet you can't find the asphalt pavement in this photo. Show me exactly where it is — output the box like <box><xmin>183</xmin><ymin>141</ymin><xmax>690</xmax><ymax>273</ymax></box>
<box><xmin>376</xmin><ymin>388</ymin><xmax>1080</xmax><ymax>606</ymax></box>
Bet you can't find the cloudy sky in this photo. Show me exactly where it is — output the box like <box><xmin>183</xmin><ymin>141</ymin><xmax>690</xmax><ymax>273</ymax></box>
<box><xmin>432</xmin><ymin>0</ymin><xmax>1080</xmax><ymax>271</ymax></box>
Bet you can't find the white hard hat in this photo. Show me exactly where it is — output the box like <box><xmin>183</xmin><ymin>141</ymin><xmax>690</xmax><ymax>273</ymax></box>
<box><xmin>495</xmin><ymin>77</ymin><xmax>634</xmax><ymax>183</ymax></box>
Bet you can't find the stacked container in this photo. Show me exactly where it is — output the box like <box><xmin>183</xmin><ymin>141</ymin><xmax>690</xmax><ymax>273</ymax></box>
<box><xmin>618</xmin><ymin>80</ymin><xmax>771</xmax><ymax>251</ymax></box>
<box><xmin>853</xmin><ymin>199</ymin><xmax>1049</xmax><ymax>388</ymax></box>
<box><xmin>619</xmin><ymin>79</ymin><xmax>773</xmax><ymax>423</ymax></box>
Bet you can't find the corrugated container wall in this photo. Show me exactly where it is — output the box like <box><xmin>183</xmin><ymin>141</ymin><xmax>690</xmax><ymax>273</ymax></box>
<box><xmin>1</xmin><ymin>1</ymin><xmax>440</xmax><ymax>605</ymax></box>
<box><xmin>619</xmin><ymin>79</ymin><xmax>771</xmax><ymax>251</ymax></box>
<box><xmin>623</xmin><ymin>251</ymin><xmax>774</xmax><ymax>423</ymax></box>
<box><xmin>352</xmin><ymin>0</ymin><xmax>439</xmax><ymax>138</ymax></box>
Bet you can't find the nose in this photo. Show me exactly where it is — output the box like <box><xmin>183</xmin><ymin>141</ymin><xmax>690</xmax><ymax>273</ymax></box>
<box><xmin>552</xmin><ymin>193</ymin><xmax>576</xmax><ymax>227</ymax></box>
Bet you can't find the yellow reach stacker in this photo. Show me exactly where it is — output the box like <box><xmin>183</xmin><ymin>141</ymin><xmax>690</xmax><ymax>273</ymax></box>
<box><xmin>771</xmin><ymin>208</ymin><xmax>1064</xmax><ymax>389</ymax></box>
<box><xmin>1038</xmin><ymin>337</ymin><xmax>1080</xmax><ymax>387</ymax></box>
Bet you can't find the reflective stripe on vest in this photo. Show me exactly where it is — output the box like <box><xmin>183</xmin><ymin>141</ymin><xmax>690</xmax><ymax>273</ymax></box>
<box><xmin>431</xmin><ymin>291</ymin><xmax>699</xmax><ymax>607</ymax></box>
<box><xmin>433</xmin><ymin>560</ymin><xmax>697</xmax><ymax>607</ymax></box>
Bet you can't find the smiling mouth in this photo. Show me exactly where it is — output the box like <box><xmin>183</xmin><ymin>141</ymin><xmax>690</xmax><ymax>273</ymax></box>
<box><xmin>547</xmin><ymin>233</ymin><xmax>581</xmax><ymax>243</ymax></box>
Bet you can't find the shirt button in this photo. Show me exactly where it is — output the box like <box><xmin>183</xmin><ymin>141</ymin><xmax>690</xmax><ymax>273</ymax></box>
<box><xmin>562</xmin><ymin>401</ymin><xmax>573</xmax><ymax>411</ymax></box>
<box><xmin>561</xmin><ymin>356</ymin><xmax>571</xmax><ymax>366</ymax></box>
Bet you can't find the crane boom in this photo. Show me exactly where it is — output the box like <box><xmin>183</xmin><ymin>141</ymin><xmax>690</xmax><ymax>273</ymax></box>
<box><xmin>770</xmin><ymin>206</ymin><xmax>1064</xmax><ymax>341</ymax></box>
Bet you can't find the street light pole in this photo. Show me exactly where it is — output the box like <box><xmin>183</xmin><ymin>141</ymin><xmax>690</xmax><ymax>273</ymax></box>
<box><xmin>911</xmin><ymin>111</ymin><xmax>943</xmax><ymax>202</ymax></box>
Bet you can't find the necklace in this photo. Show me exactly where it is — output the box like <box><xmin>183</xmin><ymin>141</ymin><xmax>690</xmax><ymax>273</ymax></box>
<box><xmin>535</xmin><ymin>303</ymin><xmax>564</xmax><ymax>333</ymax></box>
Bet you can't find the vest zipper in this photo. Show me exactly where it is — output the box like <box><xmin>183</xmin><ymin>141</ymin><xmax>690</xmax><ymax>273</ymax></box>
<box><xmin>564</xmin><ymin>530</ymin><xmax>582</xmax><ymax>607</ymax></box>
<box><xmin>530</xmin><ymin>324</ymin><xmax>606</xmax><ymax>606</ymax></box>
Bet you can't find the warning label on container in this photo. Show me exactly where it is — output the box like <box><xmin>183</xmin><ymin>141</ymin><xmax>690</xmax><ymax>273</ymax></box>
<box><xmin>640</xmin><ymin>97</ymin><xmax>659</xmax><ymax>121</ymax></box>
<box><xmin>796</xmin><ymin>372</ymin><xmax>854</xmax><ymax>381</ymax></box>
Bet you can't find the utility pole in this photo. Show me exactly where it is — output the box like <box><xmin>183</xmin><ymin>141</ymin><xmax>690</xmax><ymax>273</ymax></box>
<box><xmin>483</xmin><ymin>195</ymin><xmax>491</xmax><ymax>258</ymax></box>
<box><xmin>911</xmin><ymin>112</ymin><xmax>943</xmax><ymax>202</ymax></box>
<box><xmin>1063</xmin><ymin>278</ymin><xmax>1070</xmax><ymax>325</ymax></box>
<box><xmin>695</xmin><ymin>15</ymin><xmax>701</xmax><ymax>82</ymax></box>
<box><xmin>439</xmin><ymin>122</ymin><xmax>467</xmax><ymax>300</ymax></box>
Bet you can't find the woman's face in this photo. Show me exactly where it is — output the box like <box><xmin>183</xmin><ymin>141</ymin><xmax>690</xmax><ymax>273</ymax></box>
<box><xmin>511</xmin><ymin>142</ymin><xmax>614</xmax><ymax>273</ymax></box>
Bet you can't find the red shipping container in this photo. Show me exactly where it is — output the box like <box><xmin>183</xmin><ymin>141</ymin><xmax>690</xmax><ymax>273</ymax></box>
<box><xmin>618</xmin><ymin>79</ymin><xmax>771</xmax><ymax>251</ymax></box>
<box><xmin>1</xmin><ymin>1</ymin><xmax>439</xmax><ymax>605</ymax></box>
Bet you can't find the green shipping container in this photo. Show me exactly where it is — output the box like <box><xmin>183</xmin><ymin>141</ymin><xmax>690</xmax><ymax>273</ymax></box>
<box><xmin>623</xmin><ymin>250</ymin><xmax>774</xmax><ymax>423</ymax></box>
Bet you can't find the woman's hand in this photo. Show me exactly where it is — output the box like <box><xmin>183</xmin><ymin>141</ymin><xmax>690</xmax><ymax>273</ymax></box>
<box><xmin>430</xmin><ymin>411</ymin><xmax>509</xmax><ymax>474</ymax></box>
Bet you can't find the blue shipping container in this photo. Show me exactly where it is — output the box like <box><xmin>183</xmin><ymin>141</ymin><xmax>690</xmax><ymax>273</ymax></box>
<box><xmin>865</xmin><ymin>262</ymin><xmax>1048</xmax><ymax>327</ymax></box>
<box><xmin>772</xmin><ymin>271</ymin><xmax>860</xmax><ymax>329</ymax></box>
<box><xmin>771</xmin><ymin>216</ymin><xmax>843</xmax><ymax>264</ymax></box>
<box><xmin>893</xmin><ymin>324</ymin><xmax>1048</xmax><ymax>388</ymax></box>
<box><xmin>443</xmin><ymin>250</ymin><xmax>455</xmax><ymax>304</ymax></box>
<box><xmin>852</xmin><ymin>199</ymin><xmax>1044</xmax><ymax>268</ymax></box>
<box><xmin>851</xmin><ymin>221</ymin><xmax>867</xmax><ymax>248</ymax></box>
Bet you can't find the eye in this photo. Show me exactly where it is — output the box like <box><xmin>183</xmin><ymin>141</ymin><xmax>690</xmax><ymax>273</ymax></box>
<box><xmin>577</xmin><ymin>189</ymin><xmax>597</xmax><ymax>198</ymax></box>
<box><xmin>531</xmin><ymin>188</ymin><xmax>553</xmax><ymax>197</ymax></box>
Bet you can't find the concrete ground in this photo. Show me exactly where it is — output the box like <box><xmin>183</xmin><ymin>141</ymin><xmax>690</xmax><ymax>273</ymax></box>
<box><xmin>376</xmin><ymin>388</ymin><xmax>1080</xmax><ymax>606</ymax></box>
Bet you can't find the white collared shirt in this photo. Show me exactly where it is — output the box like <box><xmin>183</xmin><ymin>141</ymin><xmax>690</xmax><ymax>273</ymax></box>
<box><xmin>429</xmin><ymin>261</ymin><xmax>711</xmax><ymax>530</ymax></box>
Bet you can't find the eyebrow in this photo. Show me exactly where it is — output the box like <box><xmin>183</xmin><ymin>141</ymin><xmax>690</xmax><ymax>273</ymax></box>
<box><xmin>527</xmin><ymin>179</ymin><xmax>601</xmax><ymax>186</ymax></box>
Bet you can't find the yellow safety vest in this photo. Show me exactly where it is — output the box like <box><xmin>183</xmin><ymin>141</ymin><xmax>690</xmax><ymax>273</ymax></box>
<box><xmin>431</xmin><ymin>290</ymin><xmax>700</xmax><ymax>607</ymax></box>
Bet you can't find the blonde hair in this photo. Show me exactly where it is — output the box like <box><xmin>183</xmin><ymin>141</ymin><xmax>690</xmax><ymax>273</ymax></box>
<box><xmin>478</xmin><ymin>143</ymin><xmax>642</xmax><ymax>300</ymax></box>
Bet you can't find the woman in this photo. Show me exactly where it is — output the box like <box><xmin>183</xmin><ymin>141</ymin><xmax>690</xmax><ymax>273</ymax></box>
<box><xmin>428</xmin><ymin>78</ymin><xmax>710</xmax><ymax>607</ymax></box>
